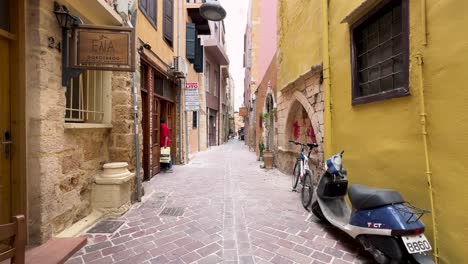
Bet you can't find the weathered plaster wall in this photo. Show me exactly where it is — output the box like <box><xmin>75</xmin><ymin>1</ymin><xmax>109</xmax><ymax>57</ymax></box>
<box><xmin>277</xmin><ymin>0</ymin><xmax>322</xmax><ymax>90</ymax></box>
<box><xmin>26</xmin><ymin>0</ymin><xmax>139</xmax><ymax>243</ymax></box>
<box><xmin>327</xmin><ymin>0</ymin><xmax>468</xmax><ymax>262</ymax></box>
<box><xmin>257</xmin><ymin>0</ymin><xmax>277</xmax><ymax>84</ymax></box>
<box><xmin>255</xmin><ymin>56</ymin><xmax>277</xmax><ymax>158</ymax></box>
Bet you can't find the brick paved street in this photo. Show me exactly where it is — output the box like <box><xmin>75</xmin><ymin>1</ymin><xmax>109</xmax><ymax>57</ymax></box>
<box><xmin>66</xmin><ymin>140</ymin><xmax>373</xmax><ymax>264</ymax></box>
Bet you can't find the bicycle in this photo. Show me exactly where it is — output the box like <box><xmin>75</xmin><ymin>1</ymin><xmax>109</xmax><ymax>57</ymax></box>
<box><xmin>290</xmin><ymin>140</ymin><xmax>319</xmax><ymax>210</ymax></box>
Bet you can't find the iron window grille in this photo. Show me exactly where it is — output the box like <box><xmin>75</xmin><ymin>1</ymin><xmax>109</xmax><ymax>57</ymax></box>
<box><xmin>65</xmin><ymin>71</ymin><xmax>107</xmax><ymax>123</ymax></box>
<box><xmin>350</xmin><ymin>0</ymin><xmax>409</xmax><ymax>105</ymax></box>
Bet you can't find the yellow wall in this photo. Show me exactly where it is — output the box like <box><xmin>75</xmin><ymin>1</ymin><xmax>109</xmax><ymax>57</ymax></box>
<box><xmin>327</xmin><ymin>0</ymin><xmax>468</xmax><ymax>263</ymax></box>
<box><xmin>277</xmin><ymin>0</ymin><xmax>322</xmax><ymax>90</ymax></box>
<box><xmin>136</xmin><ymin>0</ymin><xmax>181</xmax><ymax>68</ymax></box>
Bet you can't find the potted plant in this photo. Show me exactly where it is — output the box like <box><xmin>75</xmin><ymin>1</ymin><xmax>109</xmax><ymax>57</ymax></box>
<box><xmin>261</xmin><ymin>111</ymin><xmax>275</xmax><ymax>169</ymax></box>
<box><xmin>258</xmin><ymin>142</ymin><xmax>265</xmax><ymax>161</ymax></box>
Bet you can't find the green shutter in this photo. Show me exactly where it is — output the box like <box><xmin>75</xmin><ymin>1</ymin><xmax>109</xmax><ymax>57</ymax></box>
<box><xmin>186</xmin><ymin>23</ymin><xmax>196</xmax><ymax>62</ymax></box>
<box><xmin>163</xmin><ymin>0</ymin><xmax>173</xmax><ymax>46</ymax></box>
<box><xmin>194</xmin><ymin>38</ymin><xmax>204</xmax><ymax>73</ymax></box>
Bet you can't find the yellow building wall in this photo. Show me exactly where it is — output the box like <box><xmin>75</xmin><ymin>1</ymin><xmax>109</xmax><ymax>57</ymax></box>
<box><xmin>277</xmin><ymin>0</ymin><xmax>322</xmax><ymax>90</ymax></box>
<box><xmin>327</xmin><ymin>0</ymin><xmax>468</xmax><ymax>263</ymax></box>
<box><xmin>136</xmin><ymin>0</ymin><xmax>181</xmax><ymax>68</ymax></box>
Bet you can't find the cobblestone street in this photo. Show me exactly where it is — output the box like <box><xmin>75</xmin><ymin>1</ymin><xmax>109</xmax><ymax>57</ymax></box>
<box><xmin>66</xmin><ymin>140</ymin><xmax>373</xmax><ymax>264</ymax></box>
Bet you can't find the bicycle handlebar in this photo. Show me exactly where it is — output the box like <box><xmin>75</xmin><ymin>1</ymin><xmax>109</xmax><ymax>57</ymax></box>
<box><xmin>288</xmin><ymin>140</ymin><xmax>319</xmax><ymax>149</ymax></box>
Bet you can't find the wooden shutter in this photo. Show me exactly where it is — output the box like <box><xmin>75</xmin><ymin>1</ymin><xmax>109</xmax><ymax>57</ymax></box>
<box><xmin>186</xmin><ymin>23</ymin><xmax>196</xmax><ymax>62</ymax></box>
<box><xmin>163</xmin><ymin>0</ymin><xmax>174</xmax><ymax>46</ymax></box>
<box><xmin>148</xmin><ymin>0</ymin><xmax>157</xmax><ymax>25</ymax></box>
<box><xmin>139</xmin><ymin>0</ymin><xmax>148</xmax><ymax>10</ymax></box>
<box><xmin>194</xmin><ymin>38</ymin><xmax>204</xmax><ymax>73</ymax></box>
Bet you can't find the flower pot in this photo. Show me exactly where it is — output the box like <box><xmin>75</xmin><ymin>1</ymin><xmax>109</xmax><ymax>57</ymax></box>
<box><xmin>263</xmin><ymin>150</ymin><xmax>274</xmax><ymax>169</ymax></box>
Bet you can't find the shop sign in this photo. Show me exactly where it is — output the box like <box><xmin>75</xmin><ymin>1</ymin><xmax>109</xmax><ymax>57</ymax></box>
<box><xmin>185</xmin><ymin>82</ymin><xmax>199</xmax><ymax>111</ymax></box>
<box><xmin>71</xmin><ymin>25</ymin><xmax>135</xmax><ymax>72</ymax></box>
<box><xmin>239</xmin><ymin>107</ymin><xmax>248</xmax><ymax>117</ymax></box>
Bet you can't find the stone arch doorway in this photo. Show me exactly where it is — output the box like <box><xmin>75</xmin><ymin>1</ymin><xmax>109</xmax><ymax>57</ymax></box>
<box><xmin>277</xmin><ymin>88</ymin><xmax>324</xmax><ymax>178</ymax></box>
<box><xmin>263</xmin><ymin>93</ymin><xmax>275</xmax><ymax>151</ymax></box>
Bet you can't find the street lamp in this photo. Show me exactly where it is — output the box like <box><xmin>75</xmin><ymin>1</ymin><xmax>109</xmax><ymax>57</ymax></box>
<box><xmin>53</xmin><ymin>2</ymin><xmax>78</xmax><ymax>29</ymax></box>
<box><xmin>200</xmin><ymin>0</ymin><xmax>226</xmax><ymax>21</ymax></box>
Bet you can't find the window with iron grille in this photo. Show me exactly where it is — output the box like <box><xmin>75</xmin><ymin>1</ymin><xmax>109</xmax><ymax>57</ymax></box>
<box><xmin>65</xmin><ymin>71</ymin><xmax>110</xmax><ymax>123</ymax></box>
<box><xmin>351</xmin><ymin>0</ymin><xmax>409</xmax><ymax>105</ymax></box>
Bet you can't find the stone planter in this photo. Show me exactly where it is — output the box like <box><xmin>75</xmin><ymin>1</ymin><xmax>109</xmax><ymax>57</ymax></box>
<box><xmin>263</xmin><ymin>150</ymin><xmax>274</xmax><ymax>169</ymax></box>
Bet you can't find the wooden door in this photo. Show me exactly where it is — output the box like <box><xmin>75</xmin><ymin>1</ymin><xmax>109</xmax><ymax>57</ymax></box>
<box><xmin>166</xmin><ymin>102</ymin><xmax>175</xmax><ymax>159</ymax></box>
<box><xmin>0</xmin><ymin>5</ymin><xmax>12</xmax><ymax>224</ymax></box>
<box><xmin>151</xmin><ymin>97</ymin><xmax>160</xmax><ymax>176</ymax></box>
<box><xmin>141</xmin><ymin>89</ymin><xmax>150</xmax><ymax>180</ymax></box>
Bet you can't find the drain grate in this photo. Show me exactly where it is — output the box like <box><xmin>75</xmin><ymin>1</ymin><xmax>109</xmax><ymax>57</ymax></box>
<box><xmin>160</xmin><ymin>207</ymin><xmax>185</xmax><ymax>217</ymax></box>
<box><xmin>87</xmin><ymin>220</ymin><xmax>125</xmax><ymax>233</ymax></box>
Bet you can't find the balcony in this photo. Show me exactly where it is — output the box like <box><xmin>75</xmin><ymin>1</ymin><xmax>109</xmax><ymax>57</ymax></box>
<box><xmin>187</xmin><ymin>3</ymin><xmax>211</xmax><ymax>35</ymax></box>
<box><xmin>63</xmin><ymin>0</ymin><xmax>124</xmax><ymax>25</ymax></box>
<box><xmin>204</xmin><ymin>35</ymin><xmax>229</xmax><ymax>66</ymax></box>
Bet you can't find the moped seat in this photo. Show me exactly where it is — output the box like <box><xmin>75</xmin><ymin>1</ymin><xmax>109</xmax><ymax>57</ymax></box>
<box><xmin>348</xmin><ymin>184</ymin><xmax>404</xmax><ymax>210</ymax></box>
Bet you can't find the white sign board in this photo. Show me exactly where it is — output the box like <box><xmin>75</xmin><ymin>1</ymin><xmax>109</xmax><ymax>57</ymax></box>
<box><xmin>185</xmin><ymin>82</ymin><xmax>199</xmax><ymax>111</ymax></box>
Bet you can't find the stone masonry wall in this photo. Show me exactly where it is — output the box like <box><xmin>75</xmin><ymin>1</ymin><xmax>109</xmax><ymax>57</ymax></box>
<box><xmin>275</xmin><ymin>67</ymin><xmax>325</xmax><ymax>180</ymax></box>
<box><xmin>26</xmin><ymin>0</ymin><xmax>138</xmax><ymax>243</ymax></box>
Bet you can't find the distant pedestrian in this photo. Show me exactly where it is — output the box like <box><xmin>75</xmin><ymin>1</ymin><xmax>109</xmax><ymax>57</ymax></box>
<box><xmin>160</xmin><ymin>118</ymin><xmax>173</xmax><ymax>173</ymax></box>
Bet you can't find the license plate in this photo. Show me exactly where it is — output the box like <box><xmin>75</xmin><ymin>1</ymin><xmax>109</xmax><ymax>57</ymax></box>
<box><xmin>402</xmin><ymin>234</ymin><xmax>432</xmax><ymax>254</ymax></box>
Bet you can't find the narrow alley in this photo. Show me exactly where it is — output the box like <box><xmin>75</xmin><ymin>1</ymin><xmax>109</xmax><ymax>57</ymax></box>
<box><xmin>66</xmin><ymin>140</ymin><xmax>372</xmax><ymax>264</ymax></box>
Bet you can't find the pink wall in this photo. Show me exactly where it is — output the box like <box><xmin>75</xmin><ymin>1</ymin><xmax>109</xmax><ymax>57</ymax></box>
<box><xmin>257</xmin><ymin>0</ymin><xmax>277</xmax><ymax>83</ymax></box>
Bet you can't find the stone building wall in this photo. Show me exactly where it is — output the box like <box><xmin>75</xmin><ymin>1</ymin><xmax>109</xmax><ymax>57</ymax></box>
<box><xmin>26</xmin><ymin>0</ymin><xmax>139</xmax><ymax>243</ymax></box>
<box><xmin>275</xmin><ymin>66</ymin><xmax>325</xmax><ymax>180</ymax></box>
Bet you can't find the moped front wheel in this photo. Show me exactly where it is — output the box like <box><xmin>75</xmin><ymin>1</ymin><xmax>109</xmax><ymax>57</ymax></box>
<box><xmin>301</xmin><ymin>171</ymin><xmax>313</xmax><ymax>210</ymax></box>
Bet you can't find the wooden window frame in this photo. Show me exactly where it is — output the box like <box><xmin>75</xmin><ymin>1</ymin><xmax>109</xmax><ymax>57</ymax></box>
<box><xmin>350</xmin><ymin>0</ymin><xmax>410</xmax><ymax>105</ymax></box>
<box><xmin>139</xmin><ymin>0</ymin><xmax>157</xmax><ymax>29</ymax></box>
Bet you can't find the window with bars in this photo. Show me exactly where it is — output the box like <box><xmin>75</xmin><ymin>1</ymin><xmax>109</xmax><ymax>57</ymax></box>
<box><xmin>65</xmin><ymin>71</ymin><xmax>110</xmax><ymax>123</ymax></box>
<box><xmin>351</xmin><ymin>0</ymin><xmax>409</xmax><ymax>105</ymax></box>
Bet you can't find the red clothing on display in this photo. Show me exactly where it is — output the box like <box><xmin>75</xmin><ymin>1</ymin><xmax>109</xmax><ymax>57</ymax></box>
<box><xmin>160</xmin><ymin>123</ymin><xmax>171</xmax><ymax>147</ymax></box>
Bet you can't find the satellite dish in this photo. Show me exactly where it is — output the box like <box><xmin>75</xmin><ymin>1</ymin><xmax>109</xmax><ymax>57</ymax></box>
<box><xmin>200</xmin><ymin>0</ymin><xmax>227</xmax><ymax>21</ymax></box>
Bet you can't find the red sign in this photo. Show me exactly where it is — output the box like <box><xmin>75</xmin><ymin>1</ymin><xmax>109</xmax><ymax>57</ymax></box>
<box><xmin>186</xmin><ymin>82</ymin><xmax>198</xmax><ymax>89</ymax></box>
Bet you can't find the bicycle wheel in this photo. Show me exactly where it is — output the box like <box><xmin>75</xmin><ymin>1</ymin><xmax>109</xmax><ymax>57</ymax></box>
<box><xmin>301</xmin><ymin>171</ymin><xmax>314</xmax><ymax>210</ymax></box>
<box><xmin>292</xmin><ymin>159</ymin><xmax>300</xmax><ymax>191</ymax></box>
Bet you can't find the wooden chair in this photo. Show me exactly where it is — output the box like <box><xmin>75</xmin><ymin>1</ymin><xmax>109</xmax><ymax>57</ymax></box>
<box><xmin>0</xmin><ymin>215</ymin><xmax>87</xmax><ymax>264</ymax></box>
<box><xmin>0</xmin><ymin>215</ymin><xmax>26</xmax><ymax>264</ymax></box>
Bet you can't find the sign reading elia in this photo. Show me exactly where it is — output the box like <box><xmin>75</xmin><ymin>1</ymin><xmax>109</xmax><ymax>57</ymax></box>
<box><xmin>71</xmin><ymin>25</ymin><xmax>135</xmax><ymax>72</ymax></box>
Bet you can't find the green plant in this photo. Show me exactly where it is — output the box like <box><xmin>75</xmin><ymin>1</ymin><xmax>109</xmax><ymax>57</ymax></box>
<box><xmin>259</xmin><ymin>142</ymin><xmax>265</xmax><ymax>157</ymax></box>
<box><xmin>261</xmin><ymin>109</ymin><xmax>276</xmax><ymax>151</ymax></box>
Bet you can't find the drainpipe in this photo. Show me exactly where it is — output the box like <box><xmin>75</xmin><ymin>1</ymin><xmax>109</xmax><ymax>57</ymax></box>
<box><xmin>132</xmin><ymin>71</ymin><xmax>142</xmax><ymax>202</ymax></box>
<box><xmin>128</xmin><ymin>2</ymin><xmax>142</xmax><ymax>202</ymax></box>
<box><xmin>322</xmin><ymin>0</ymin><xmax>332</xmax><ymax>157</ymax></box>
<box><xmin>416</xmin><ymin>53</ymin><xmax>438</xmax><ymax>263</ymax></box>
<box><xmin>421</xmin><ymin>0</ymin><xmax>427</xmax><ymax>46</ymax></box>
<box><xmin>177</xmin><ymin>0</ymin><xmax>185</xmax><ymax>164</ymax></box>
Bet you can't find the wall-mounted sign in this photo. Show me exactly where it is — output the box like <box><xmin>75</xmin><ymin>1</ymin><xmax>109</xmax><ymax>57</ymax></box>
<box><xmin>239</xmin><ymin>107</ymin><xmax>248</xmax><ymax>117</ymax></box>
<box><xmin>185</xmin><ymin>82</ymin><xmax>199</xmax><ymax>111</ymax></box>
<box><xmin>71</xmin><ymin>25</ymin><xmax>135</xmax><ymax>72</ymax></box>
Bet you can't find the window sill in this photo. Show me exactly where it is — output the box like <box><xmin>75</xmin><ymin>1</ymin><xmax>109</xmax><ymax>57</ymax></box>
<box><xmin>64</xmin><ymin>123</ymin><xmax>113</xmax><ymax>129</ymax></box>
<box><xmin>352</xmin><ymin>87</ymin><xmax>410</xmax><ymax>105</ymax></box>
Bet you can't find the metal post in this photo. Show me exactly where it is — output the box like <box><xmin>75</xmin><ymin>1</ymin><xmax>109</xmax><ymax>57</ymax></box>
<box><xmin>132</xmin><ymin>71</ymin><xmax>142</xmax><ymax>202</ymax></box>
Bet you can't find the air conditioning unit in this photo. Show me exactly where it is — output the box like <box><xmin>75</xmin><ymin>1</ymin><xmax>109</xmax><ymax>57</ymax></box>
<box><xmin>173</xmin><ymin>56</ymin><xmax>188</xmax><ymax>77</ymax></box>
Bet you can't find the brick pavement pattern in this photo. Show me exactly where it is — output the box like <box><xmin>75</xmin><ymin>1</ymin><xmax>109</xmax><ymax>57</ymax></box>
<box><xmin>66</xmin><ymin>140</ymin><xmax>374</xmax><ymax>264</ymax></box>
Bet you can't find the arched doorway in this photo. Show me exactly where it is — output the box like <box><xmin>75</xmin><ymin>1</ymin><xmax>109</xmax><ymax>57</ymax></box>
<box><xmin>264</xmin><ymin>93</ymin><xmax>275</xmax><ymax>151</ymax></box>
